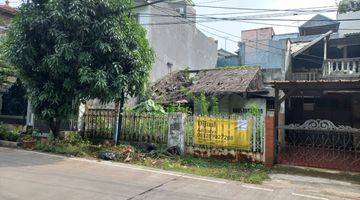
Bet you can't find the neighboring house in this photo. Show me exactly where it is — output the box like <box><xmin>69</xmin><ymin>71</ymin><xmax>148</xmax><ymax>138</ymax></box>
<box><xmin>298</xmin><ymin>14</ymin><xmax>340</xmax><ymax>36</ymax></box>
<box><xmin>0</xmin><ymin>1</ymin><xmax>15</xmax><ymax>35</ymax></box>
<box><xmin>216</xmin><ymin>48</ymin><xmax>242</xmax><ymax>67</ymax></box>
<box><xmin>135</xmin><ymin>0</ymin><xmax>218</xmax><ymax>82</ymax></box>
<box><xmin>271</xmin><ymin>12</ymin><xmax>360</xmax><ymax>171</ymax></box>
<box><xmin>151</xmin><ymin>67</ymin><xmax>272</xmax><ymax>116</ymax></box>
<box><xmin>241</xmin><ymin>27</ymin><xmax>287</xmax><ymax>70</ymax></box>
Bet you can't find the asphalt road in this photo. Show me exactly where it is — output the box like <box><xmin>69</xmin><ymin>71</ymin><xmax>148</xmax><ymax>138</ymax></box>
<box><xmin>0</xmin><ymin>147</ymin><xmax>359</xmax><ymax>200</ymax></box>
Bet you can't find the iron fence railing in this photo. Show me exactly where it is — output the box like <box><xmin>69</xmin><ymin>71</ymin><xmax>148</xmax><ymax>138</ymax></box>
<box><xmin>279</xmin><ymin>119</ymin><xmax>360</xmax><ymax>172</ymax></box>
<box><xmin>120</xmin><ymin>112</ymin><xmax>168</xmax><ymax>144</ymax></box>
<box><xmin>83</xmin><ymin>109</ymin><xmax>116</xmax><ymax>140</ymax></box>
<box><xmin>82</xmin><ymin>109</ymin><xmax>265</xmax><ymax>153</ymax></box>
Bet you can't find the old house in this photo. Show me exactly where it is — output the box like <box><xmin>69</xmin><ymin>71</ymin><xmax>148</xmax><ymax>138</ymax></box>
<box><xmin>151</xmin><ymin>67</ymin><xmax>272</xmax><ymax>117</ymax></box>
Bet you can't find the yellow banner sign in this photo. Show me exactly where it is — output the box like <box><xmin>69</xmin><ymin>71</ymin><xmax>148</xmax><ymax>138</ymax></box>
<box><xmin>194</xmin><ymin>116</ymin><xmax>253</xmax><ymax>149</ymax></box>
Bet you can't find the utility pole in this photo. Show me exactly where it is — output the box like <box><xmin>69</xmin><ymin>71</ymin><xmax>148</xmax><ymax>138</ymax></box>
<box><xmin>224</xmin><ymin>37</ymin><xmax>229</xmax><ymax>50</ymax></box>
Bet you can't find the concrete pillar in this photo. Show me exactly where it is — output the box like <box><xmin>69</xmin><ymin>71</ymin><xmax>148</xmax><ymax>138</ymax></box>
<box><xmin>264</xmin><ymin>112</ymin><xmax>275</xmax><ymax>167</ymax></box>
<box><xmin>26</xmin><ymin>100</ymin><xmax>34</xmax><ymax>126</ymax></box>
<box><xmin>77</xmin><ymin>103</ymin><xmax>86</xmax><ymax>131</ymax></box>
<box><xmin>168</xmin><ymin>113</ymin><xmax>186</xmax><ymax>155</ymax></box>
<box><xmin>343</xmin><ymin>46</ymin><xmax>348</xmax><ymax>59</ymax></box>
<box><xmin>323</xmin><ymin>38</ymin><xmax>328</xmax><ymax>61</ymax></box>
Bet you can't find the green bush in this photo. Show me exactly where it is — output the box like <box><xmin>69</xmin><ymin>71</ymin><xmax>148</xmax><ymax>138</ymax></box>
<box><xmin>131</xmin><ymin>100</ymin><xmax>166</xmax><ymax>114</ymax></box>
<box><xmin>0</xmin><ymin>124</ymin><xmax>20</xmax><ymax>142</ymax></box>
<box><xmin>5</xmin><ymin>131</ymin><xmax>20</xmax><ymax>142</ymax></box>
<box><xmin>64</xmin><ymin>131</ymin><xmax>86</xmax><ymax>145</ymax></box>
<box><xmin>35</xmin><ymin>141</ymin><xmax>85</xmax><ymax>156</ymax></box>
<box><xmin>0</xmin><ymin>123</ymin><xmax>8</xmax><ymax>140</ymax></box>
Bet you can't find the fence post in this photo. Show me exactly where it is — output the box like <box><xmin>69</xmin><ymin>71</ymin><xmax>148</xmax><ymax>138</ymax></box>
<box><xmin>264</xmin><ymin>111</ymin><xmax>275</xmax><ymax>167</ymax></box>
<box><xmin>168</xmin><ymin>113</ymin><xmax>186</xmax><ymax>155</ymax></box>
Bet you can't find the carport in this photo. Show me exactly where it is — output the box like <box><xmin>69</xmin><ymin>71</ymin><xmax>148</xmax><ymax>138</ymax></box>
<box><xmin>273</xmin><ymin>80</ymin><xmax>360</xmax><ymax>171</ymax></box>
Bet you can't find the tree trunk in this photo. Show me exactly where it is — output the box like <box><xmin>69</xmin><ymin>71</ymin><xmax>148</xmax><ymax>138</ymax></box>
<box><xmin>114</xmin><ymin>91</ymin><xmax>125</xmax><ymax>144</ymax></box>
<box><xmin>49</xmin><ymin>118</ymin><xmax>62</xmax><ymax>138</ymax></box>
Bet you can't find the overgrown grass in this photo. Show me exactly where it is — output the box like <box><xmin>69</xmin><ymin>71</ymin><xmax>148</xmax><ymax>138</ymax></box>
<box><xmin>34</xmin><ymin>140</ymin><xmax>269</xmax><ymax>184</ymax></box>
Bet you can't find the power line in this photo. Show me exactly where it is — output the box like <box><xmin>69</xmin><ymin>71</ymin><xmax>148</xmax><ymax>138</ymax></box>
<box><xmin>126</xmin><ymin>0</ymin><xmax>171</xmax><ymax>11</ymax></box>
<box><xmin>138</xmin><ymin>15</ymin><xmax>360</xmax><ymax>31</ymax></box>
<box><xmin>195</xmin><ymin>0</ymin><xmax>231</xmax><ymax>4</ymax></box>
<box><xmin>168</xmin><ymin>2</ymin><xmax>338</xmax><ymax>12</ymax></box>
<box><xmin>151</xmin><ymin>5</ymin><xmax>287</xmax><ymax>52</ymax></box>
<box><xmin>147</xmin><ymin>4</ymin><xmax>345</xmax><ymax>65</ymax></box>
<box><xmin>153</xmin><ymin>6</ymin><xmax>285</xmax><ymax>51</ymax></box>
<box><xmin>138</xmin><ymin>12</ymin><xmax>360</xmax><ymax>22</ymax></box>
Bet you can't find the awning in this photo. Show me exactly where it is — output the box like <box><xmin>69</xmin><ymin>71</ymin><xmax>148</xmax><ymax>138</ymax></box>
<box><xmin>291</xmin><ymin>31</ymin><xmax>332</xmax><ymax>57</ymax></box>
<box><xmin>271</xmin><ymin>79</ymin><xmax>360</xmax><ymax>91</ymax></box>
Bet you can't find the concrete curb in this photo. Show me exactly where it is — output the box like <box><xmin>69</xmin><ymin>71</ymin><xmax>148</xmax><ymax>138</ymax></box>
<box><xmin>0</xmin><ymin>140</ymin><xmax>19</xmax><ymax>148</ymax></box>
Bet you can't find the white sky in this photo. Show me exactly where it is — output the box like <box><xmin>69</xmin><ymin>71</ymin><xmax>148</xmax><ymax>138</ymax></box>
<box><xmin>2</xmin><ymin>0</ymin><xmax>340</xmax><ymax>52</ymax></box>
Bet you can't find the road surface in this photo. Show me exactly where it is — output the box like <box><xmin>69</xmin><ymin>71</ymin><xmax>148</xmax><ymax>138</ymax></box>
<box><xmin>0</xmin><ymin>147</ymin><xmax>359</xmax><ymax>200</ymax></box>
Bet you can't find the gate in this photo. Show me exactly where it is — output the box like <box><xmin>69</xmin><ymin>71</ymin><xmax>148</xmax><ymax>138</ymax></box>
<box><xmin>278</xmin><ymin>119</ymin><xmax>360</xmax><ymax>172</ymax></box>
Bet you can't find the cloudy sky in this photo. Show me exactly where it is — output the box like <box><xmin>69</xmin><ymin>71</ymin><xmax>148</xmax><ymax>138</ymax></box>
<box><xmin>2</xmin><ymin>0</ymin><xmax>339</xmax><ymax>52</ymax></box>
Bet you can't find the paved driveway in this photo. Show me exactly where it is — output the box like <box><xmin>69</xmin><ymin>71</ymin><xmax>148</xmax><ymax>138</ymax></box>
<box><xmin>0</xmin><ymin>147</ymin><xmax>359</xmax><ymax>200</ymax></box>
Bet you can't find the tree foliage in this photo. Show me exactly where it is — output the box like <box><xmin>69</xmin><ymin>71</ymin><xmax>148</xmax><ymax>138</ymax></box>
<box><xmin>0</xmin><ymin>37</ymin><xmax>14</xmax><ymax>86</ymax></box>
<box><xmin>338</xmin><ymin>0</ymin><xmax>360</xmax><ymax>14</ymax></box>
<box><xmin>6</xmin><ymin>0</ymin><xmax>154</xmax><ymax>135</ymax></box>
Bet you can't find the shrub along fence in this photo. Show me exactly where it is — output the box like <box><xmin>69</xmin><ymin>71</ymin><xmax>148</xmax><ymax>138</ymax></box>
<box><xmin>83</xmin><ymin>109</ymin><xmax>265</xmax><ymax>161</ymax></box>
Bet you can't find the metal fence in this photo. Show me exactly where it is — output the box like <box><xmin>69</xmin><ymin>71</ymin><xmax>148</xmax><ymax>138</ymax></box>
<box><xmin>83</xmin><ymin>109</ymin><xmax>116</xmax><ymax>140</ymax></box>
<box><xmin>82</xmin><ymin>109</ymin><xmax>264</xmax><ymax>153</ymax></box>
<box><xmin>279</xmin><ymin>119</ymin><xmax>360</xmax><ymax>172</ymax></box>
<box><xmin>120</xmin><ymin>112</ymin><xmax>168</xmax><ymax>144</ymax></box>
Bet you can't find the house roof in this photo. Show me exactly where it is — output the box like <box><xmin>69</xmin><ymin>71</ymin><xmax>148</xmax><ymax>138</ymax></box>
<box><xmin>151</xmin><ymin>71</ymin><xmax>192</xmax><ymax>104</ymax></box>
<box><xmin>218</xmin><ymin>48</ymin><xmax>236</xmax><ymax>57</ymax></box>
<box><xmin>299</xmin><ymin>14</ymin><xmax>339</xmax><ymax>28</ymax></box>
<box><xmin>151</xmin><ymin>67</ymin><xmax>267</xmax><ymax>104</ymax></box>
<box><xmin>291</xmin><ymin>31</ymin><xmax>332</xmax><ymax>57</ymax></box>
<box><xmin>189</xmin><ymin>67</ymin><xmax>264</xmax><ymax>95</ymax></box>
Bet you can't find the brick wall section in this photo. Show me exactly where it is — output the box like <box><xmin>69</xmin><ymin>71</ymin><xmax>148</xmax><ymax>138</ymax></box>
<box><xmin>264</xmin><ymin>115</ymin><xmax>275</xmax><ymax>167</ymax></box>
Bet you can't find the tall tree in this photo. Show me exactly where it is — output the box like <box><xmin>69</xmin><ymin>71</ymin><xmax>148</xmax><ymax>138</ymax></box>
<box><xmin>6</xmin><ymin>0</ymin><xmax>154</xmax><ymax>137</ymax></box>
<box><xmin>0</xmin><ymin>37</ymin><xmax>14</xmax><ymax>86</ymax></box>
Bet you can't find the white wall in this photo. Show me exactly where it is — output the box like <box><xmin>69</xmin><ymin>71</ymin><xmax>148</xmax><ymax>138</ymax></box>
<box><xmin>194</xmin><ymin>94</ymin><xmax>267</xmax><ymax>116</ymax></box>
<box><xmin>138</xmin><ymin>2</ymin><xmax>218</xmax><ymax>82</ymax></box>
<box><xmin>337</xmin><ymin>11</ymin><xmax>360</xmax><ymax>38</ymax></box>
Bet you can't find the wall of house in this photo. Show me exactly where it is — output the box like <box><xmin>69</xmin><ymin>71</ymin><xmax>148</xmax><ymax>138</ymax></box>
<box><xmin>244</xmin><ymin>40</ymin><xmax>286</xmax><ymax>69</ymax></box>
<box><xmin>196</xmin><ymin>94</ymin><xmax>267</xmax><ymax>116</ymax></box>
<box><xmin>138</xmin><ymin>2</ymin><xmax>218</xmax><ymax>82</ymax></box>
<box><xmin>337</xmin><ymin>11</ymin><xmax>360</xmax><ymax>38</ymax></box>
<box><xmin>241</xmin><ymin>28</ymin><xmax>286</xmax><ymax>69</ymax></box>
<box><xmin>217</xmin><ymin>55</ymin><xmax>241</xmax><ymax>67</ymax></box>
